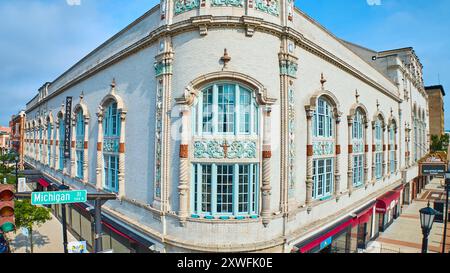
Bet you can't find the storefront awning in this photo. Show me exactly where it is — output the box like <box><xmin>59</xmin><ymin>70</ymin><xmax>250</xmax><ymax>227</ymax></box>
<box><xmin>353</xmin><ymin>201</ymin><xmax>376</xmax><ymax>226</ymax></box>
<box><xmin>295</xmin><ymin>216</ymin><xmax>354</xmax><ymax>253</ymax></box>
<box><xmin>376</xmin><ymin>190</ymin><xmax>401</xmax><ymax>213</ymax></box>
<box><xmin>37</xmin><ymin>178</ymin><xmax>50</xmax><ymax>188</ymax></box>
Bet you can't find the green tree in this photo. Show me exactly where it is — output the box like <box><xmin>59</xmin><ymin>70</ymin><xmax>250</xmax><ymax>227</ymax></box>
<box><xmin>14</xmin><ymin>200</ymin><xmax>52</xmax><ymax>253</ymax></box>
<box><xmin>430</xmin><ymin>134</ymin><xmax>450</xmax><ymax>152</ymax></box>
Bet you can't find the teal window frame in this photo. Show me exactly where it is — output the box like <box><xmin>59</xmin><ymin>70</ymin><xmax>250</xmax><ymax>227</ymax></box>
<box><xmin>312</xmin><ymin>158</ymin><xmax>334</xmax><ymax>200</ymax></box>
<box><xmin>389</xmin><ymin>125</ymin><xmax>396</xmax><ymax>174</ymax></box>
<box><xmin>103</xmin><ymin>102</ymin><xmax>120</xmax><ymax>193</ymax></box>
<box><xmin>374</xmin><ymin>119</ymin><xmax>383</xmax><ymax>180</ymax></box>
<box><xmin>47</xmin><ymin>124</ymin><xmax>52</xmax><ymax>164</ymax></box>
<box><xmin>313</xmin><ymin>98</ymin><xmax>333</xmax><ymax>138</ymax></box>
<box><xmin>191</xmin><ymin>163</ymin><xmax>259</xmax><ymax>218</ymax></box>
<box><xmin>194</xmin><ymin>83</ymin><xmax>259</xmax><ymax>136</ymax></box>
<box><xmin>352</xmin><ymin>110</ymin><xmax>364</xmax><ymax>187</ymax></box>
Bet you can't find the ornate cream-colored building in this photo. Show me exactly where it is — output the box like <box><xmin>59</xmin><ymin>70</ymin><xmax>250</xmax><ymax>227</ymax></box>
<box><xmin>23</xmin><ymin>1</ymin><xmax>430</xmax><ymax>253</ymax></box>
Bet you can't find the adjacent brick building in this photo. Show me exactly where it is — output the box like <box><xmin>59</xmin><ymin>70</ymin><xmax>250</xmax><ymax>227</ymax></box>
<box><xmin>425</xmin><ymin>85</ymin><xmax>446</xmax><ymax>137</ymax></box>
<box><xmin>9</xmin><ymin>111</ymin><xmax>26</xmax><ymax>169</ymax></box>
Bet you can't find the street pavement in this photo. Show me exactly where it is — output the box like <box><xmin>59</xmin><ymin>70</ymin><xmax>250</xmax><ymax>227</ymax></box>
<box><xmin>6</xmin><ymin>212</ymin><xmax>77</xmax><ymax>253</ymax></box>
<box><xmin>367</xmin><ymin>177</ymin><xmax>449</xmax><ymax>253</ymax></box>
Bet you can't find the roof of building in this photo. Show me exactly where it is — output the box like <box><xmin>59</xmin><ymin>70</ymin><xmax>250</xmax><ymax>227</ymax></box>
<box><xmin>425</xmin><ymin>85</ymin><xmax>446</xmax><ymax>96</ymax></box>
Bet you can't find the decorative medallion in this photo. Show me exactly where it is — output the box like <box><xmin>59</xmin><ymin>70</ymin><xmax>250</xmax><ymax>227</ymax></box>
<box><xmin>352</xmin><ymin>138</ymin><xmax>364</xmax><ymax>154</ymax></box>
<box><xmin>76</xmin><ymin>139</ymin><xmax>84</xmax><ymax>150</ymax></box>
<box><xmin>211</xmin><ymin>0</ymin><xmax>244</xmax><ymax>7</ymax></box>
<box><xmin>154</xmin><ymin>61</ymin><xmax>172</xmax><ymax>77</ymax></box>
<box><xmin>313</xmin><ymin>141</ymin><xmax>335</xmax><ymax>156</ymax></box>
<box><xmin>254</xmin><ymin>0</ymin><xmax>279</xmax><ymax>16</ymax></box>
<box><xmin>103</xmin><ymin>137</ymin><xmax>119</xmax><ymax>153</ymax></box>
<box><xmin>174</xmin><ymin>0</ymin><xmax>200</xmax><ymax>15</ymax></box>
<box><xmin>194</xmin><ymin>140</ymin><xmax>257</xmax><ymax>159</ymax></box>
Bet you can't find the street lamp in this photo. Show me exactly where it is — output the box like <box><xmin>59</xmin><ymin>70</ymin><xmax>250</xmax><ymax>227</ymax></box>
<box><xmin>420</xmin><ymin>201</ymin><xmax>438</xmax><ymax>253</ymax></box>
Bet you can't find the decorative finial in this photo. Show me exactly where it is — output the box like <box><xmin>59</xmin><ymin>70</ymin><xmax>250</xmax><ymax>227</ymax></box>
<box><xmin>320</xmin><ymin>73</ymin><xmax>327</xmax><ymax>89</ymax></box>
<box><xmin>80</xmin><ymin>91</ymin><xmax>84</xmax><ymax>101</ymax></box>
<box><xmin>220</xmin><ymin>48</ymin><xmax>231</xmax><ymax>70</ymax></box>
<box><xmin>390</xmin><ymin>107</ymin><xmax>394</xmax><ymax>116</ymax></box>
<box><xmin>110</xmin><ymin>78</ymin><xmax>116</xmax><ymax>94</ymax></box>
<box><xmin>376</xmin><ymin>100</ymin><xmax>380</xmax><ymax>111</ymax></box>
<box><xmin>355</xmin><ymin>89</ymin><xmax>360</xmax><ymax>103</ymax></box>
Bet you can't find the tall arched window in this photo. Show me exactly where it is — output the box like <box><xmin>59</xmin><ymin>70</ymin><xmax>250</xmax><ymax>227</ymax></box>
<box><xmin>191</xmin><ymin>83</ymin><xmax>259</xmax><ymax>218</ymax></box>
<box><xmin>103</xmin><ymin>102</ymin><xmax>120</xmax><ymax>193</ymax></box>
<box><xmin>374</xmin><ymin>118</ymin><xmax>383</xmax><ymax>180</ymax></box>
<box><xmin>39</xmin><ymin>122</ymin><xmax>43</xmax><ymax>162</ymax></box>
<box><xmin>312</xmin><ymin>97</ymin><xmax>334</xmax><ymax>200</ymax></box>
<box><xmin>76</xmin><ymin>110</ymin><xmax>85</xmax><ymax>179</ymax></box>
<box><xmin>389</xmin><ymin>122</ymin><xmax>396</xmax><ymax>174</ymax></box>
<box><xmin>47</xmin><ymin>120</ymin><xmax>52</xmax><ymax>165</ymax></box>
<box><xmin>352</xmin><ymin>109</ymin><xmax>364</xmax><ymax>187</ymax></box>
<box><xmin>59</xmin><ymin>117</ymin><xmax>65</xmax><ymax>171</ymax></box>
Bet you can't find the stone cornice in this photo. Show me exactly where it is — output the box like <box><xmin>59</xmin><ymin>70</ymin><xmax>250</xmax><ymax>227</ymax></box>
<box><xmin>26</xmin><ymin>16</ymin><xmax>402</xmax><ymax>112</ymax></box>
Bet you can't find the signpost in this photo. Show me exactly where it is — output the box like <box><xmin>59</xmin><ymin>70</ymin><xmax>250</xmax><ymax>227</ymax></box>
<box><xmin>31</xmin><ymin>190</ymin><xmax>87</xmax><ymax>206</ymax></box>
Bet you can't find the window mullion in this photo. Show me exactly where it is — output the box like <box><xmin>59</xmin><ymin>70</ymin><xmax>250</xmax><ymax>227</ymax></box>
<box><xmin>197</xmin><ymin>164</ymin><xmax>202</xmax><ymax>214</ymax></box>
<box><xmin>211</xmin><ymin>164</ymin><xmax>217</xmax><ymax>215</ymax></box>
<box><xmin>249</xmin><ymin>164</ymin><xmax>254</xmax><ymax>214</ymax></box>
<box><xmin>235</xmin><ymin>84</ymin><xmax>240</xmax><ymax>135</ymax></box>
<box><xmin>233</xmin><ymin>164</ymin><xmax>239</xmax><ymax>215</ymax></box>
<box><xmin>212</xmin><ymin>85</ymin><xmax>218</xmax><ymax>135</ymax></box>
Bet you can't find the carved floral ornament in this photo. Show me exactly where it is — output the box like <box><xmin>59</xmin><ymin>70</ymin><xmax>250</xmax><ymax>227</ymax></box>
<box><xmin>173</xmin><ymin>0</ymin><xmax>280</xmax><ymax>16</ymax></box>
<box><xmin>175</xmin><ymin>71</ymin><xmax>276</xmax><ymax>106</ymax></box>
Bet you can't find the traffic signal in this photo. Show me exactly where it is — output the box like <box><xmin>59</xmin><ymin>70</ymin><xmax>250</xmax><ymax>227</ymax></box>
<box><xmin>0</xmin><ymin>185</ymin><xmax>15</xmax><ymax>233</ymax></box>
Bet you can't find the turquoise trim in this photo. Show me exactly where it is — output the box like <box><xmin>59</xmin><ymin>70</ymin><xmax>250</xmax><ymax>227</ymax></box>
<box><xmin>235</xmin><ymin>216</ymin><xmax>245</xmax><ymax>220</ymax></box>
<box><xmin>205</xmin><ymin>215</ymin><xmax>215</xmax><ymax>220</ymax></box>
<box><xmin>320</xmin><ymin>195</ymin><xmax>333</xmax><ymax>201</ymax></box>
<box><xmin>191</xmin><ymin>214</ymin><xmax>200</xmax><ymax>219</ymax></box>
<box><xmin>219</xmin><ymin>216</ymin><xmax>230</xmax><ymax>220</ymax></box>
<box><xmin>250</xmin><ymin>215</ymin><xmax>258</xmax><ymax>219</ymax></box>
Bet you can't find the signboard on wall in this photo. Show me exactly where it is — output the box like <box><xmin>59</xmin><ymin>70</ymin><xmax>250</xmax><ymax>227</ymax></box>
<box><xmin>421</xmin><ymin>164</ymin><xmax>447</xmax><ymax>176</ymax></box>
<box><xmin>64</xmin><ymin>96</ymin><xmax>73</xmax><ymax>159</ymax></box>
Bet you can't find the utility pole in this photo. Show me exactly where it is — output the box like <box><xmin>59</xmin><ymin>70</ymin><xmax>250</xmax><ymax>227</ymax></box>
<box><xmin>94</xmin><ymin>199</ymin><xmax>104</xmax><ymax>253</ymax></box>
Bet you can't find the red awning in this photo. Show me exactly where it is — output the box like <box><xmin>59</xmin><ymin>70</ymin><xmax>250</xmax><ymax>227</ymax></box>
<box><xmin>376</xmin><ymin>190</ymin><xmax>401</xmax><ymax>213</ymax></box>
<box><xmin>299</xmin><ymin>217</ymin><xmax>354</xmax><ymax>253</ymax></box>
<box><xmin>353</xmin><ymin>205</ymin><xmax>375</xmax><ymax>226</ymax></box>
<box><xmin>37</xmin><ymin>178</ymin><xmax>50</xmax><ymax>188</ymax></box>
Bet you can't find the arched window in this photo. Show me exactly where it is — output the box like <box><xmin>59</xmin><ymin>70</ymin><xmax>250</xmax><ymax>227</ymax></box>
<box><xmin>47</xmin><ymin>121</ymin><xmax>52</xmax><ymax>165</ymax></box>
<box><xmin>312</xmin><ymin>97</ymin><xmax>335</xmax><ymax>200</ymax></box>
<box><xmin>103</xmin><ymin>101</ymin><xmax>120</xmax><ymax>193</ymax></box>
<box><xmin>191</xmin><ymin>83</ymin><xmax>259</xmax><ymax>218</ymax></box>
<box><xmin>59</xmin><ymin>117</ymin><xmax>65</xmax><ymax>171</ymax></box>
<box><xmin>352</xmin><ymin>109</ymin><xmax>364</xmax><ymax>187</ymax></box>
<box><xmin>194</xmin><ymin>83</ymin><xmax>258</xmax><ymax>136</ymax></box>
<box><xmin>39</xmin><ymin>122</ymin><xmax>43</xmax><ymax>162</ymax></box>
<box><xmin>374</xmin><ymin>118</ymin><xmax>383</xmax><ymax>180</ymax></box>
<box><xmin>76</xmin><ymin>110</ymin><xmax>85</xmax><ymax>179</ymax></box>
<box><xmin>389</xmin><ymin>123</ymin><xmax>396</xmax><ymax>174</ymax></box>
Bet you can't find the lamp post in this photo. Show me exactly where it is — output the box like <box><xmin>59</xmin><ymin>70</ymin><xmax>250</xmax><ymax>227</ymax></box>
<box><xmin>419</xmin><ymin>201</ymin><xmax>438</xmax><ymax>253</ymax></box>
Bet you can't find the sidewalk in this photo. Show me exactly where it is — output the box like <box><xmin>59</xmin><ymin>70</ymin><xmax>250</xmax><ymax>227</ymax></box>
<box><xmin>368</xmin><ymin>177</ymin><xmax>449</xmax><ymax>253</ymax></box>
<box><xmin>6</xmin><ymin>212</ymin><xmax>77</xmax><ymax>253</ymax></box>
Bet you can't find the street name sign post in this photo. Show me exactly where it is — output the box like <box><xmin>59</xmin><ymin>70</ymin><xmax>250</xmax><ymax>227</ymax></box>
<box><xmin>31</xmin><ymin>190</ymin><xmax>87</xmax><ymax>206</ymax></box>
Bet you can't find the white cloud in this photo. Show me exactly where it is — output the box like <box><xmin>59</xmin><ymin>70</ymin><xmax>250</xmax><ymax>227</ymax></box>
<box><xmin>367</xmin><ymin>0</ymin><xmax>382</xmax><ymax>6</ymax></box>
<box><xmin>66</xmin><ymin>0</ymin><xmax>81</xmax><ymax>6</ymax></box>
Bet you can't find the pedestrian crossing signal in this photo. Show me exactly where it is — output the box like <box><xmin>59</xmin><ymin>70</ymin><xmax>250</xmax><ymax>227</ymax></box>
<box><xmin>0</xmin><ymin>185</ymin><xmax>15</xmax><ymax>233</ymax></box>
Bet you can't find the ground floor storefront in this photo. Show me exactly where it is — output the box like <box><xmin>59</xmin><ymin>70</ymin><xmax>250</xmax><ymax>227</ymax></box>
<box><xmin>294</xmin><ymin>184</ymin><xmax>408</xmax><ymax>253</ymax></box>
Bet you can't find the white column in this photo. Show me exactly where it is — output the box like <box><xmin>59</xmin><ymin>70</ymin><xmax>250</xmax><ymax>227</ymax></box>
<box><xmin>305</xmin><ymin>107</ymin><xmax>314</xmax><ymax>210</ymax></box>
<box><xmin>178</xmin><ymin>106</ymin><xmax>190</xmax><ymax>226</ymax></box>
<box><xmin>261</xmin><ymin>106</ymin><xmax>272</xmax><ymax>226</ymax></box>
<box><xmin>83</xmin><ymin>118</ymin><xmax>89</xmax><ymax>184</ymax></box>
<box><xmin>70</xmin><ymin>117</ymin><xmax>77</xmax><ymax>178</ymax></box>
<box><xmin>347</xmin><ymin>116</ymin><xmax>354</xmax><ymax>195</ymax></box>
<box><xmin>118</xmin><ymin>111</ymin><xmax>127</xmax><ymax>199</ymax></box>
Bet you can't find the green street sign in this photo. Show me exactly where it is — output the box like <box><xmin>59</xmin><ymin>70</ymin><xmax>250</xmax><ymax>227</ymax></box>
<box><xmin>31</xmin><ymin>190</ymin><xmax>87</xmax><ymax>205</ymax></box>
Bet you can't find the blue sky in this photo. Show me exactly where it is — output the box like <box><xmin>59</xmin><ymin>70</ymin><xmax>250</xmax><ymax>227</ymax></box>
<box><xmin>0</xmin><ymin>0</ymin><xmax>448</xmax><ymax>130</ymax></box>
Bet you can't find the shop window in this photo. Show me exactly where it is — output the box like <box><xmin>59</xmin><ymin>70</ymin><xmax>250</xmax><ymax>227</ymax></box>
<box><xmin>80</xmin><ymin>214</ymin><xmax>93</xmax><ymax>247</ymax></box>
<box><xmin>71</xmin><ymin>209</ymin><xmax>81</xmax><ymax>236</ymax></box>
